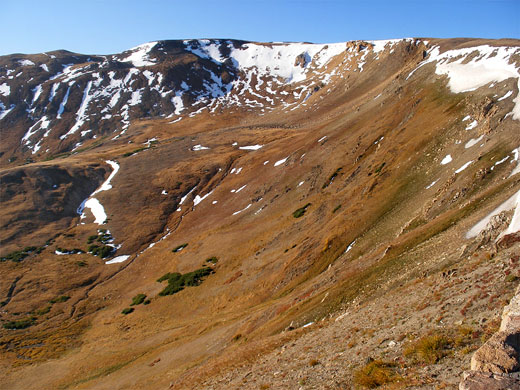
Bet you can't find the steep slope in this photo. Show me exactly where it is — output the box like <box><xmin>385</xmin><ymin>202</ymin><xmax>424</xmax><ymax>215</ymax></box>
<box><xmin>0</xmin><ymin>38</ymin><xmax>519</xmax><ymax>390</ymax></box>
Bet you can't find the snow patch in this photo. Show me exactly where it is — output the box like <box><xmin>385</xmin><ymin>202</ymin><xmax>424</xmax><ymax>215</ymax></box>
<box><xmin>465</xmin><ymin>120</ymin><xmax>478</xmax><ymax>130</ymax></box>
<box><xmin>498</xmin><ymin>91</ymin><xmax>513</xmax><ymax>101</ymax></box>
<box><xmin>239</xmin><ymin>144</ymin><xmax>263</xmax><ymax>150</ymax></box>
<box><xmin>105</xmin><ymin>255</ymin><xmax>130</xmax><ymax>264</ymax></box>
<box><xmin>274</xmin><ymin>157</ymin><xmax>288</xmax><ymax>167</ymax></box>
<box><xmin>77</xmin><ymin>161</ymin><xmax>120</xmax><ymax>225</ymax></box>
<box><xmin>18</xmin><ymin>59</ymin><xmax>35</xmax><ymax>66</ymax></box>
<box><xmin>61</xmin><ymin>81</ymin><xmax>94</xmax><ymax>139</ymax></box>
<box><xmin>83</xmin><ymin>198</ymin><xmax>107</xmax><ymax>224</ymax></box>
<box><xmin>465</xmin><ymin>135</ymin><xmax>484</xmax><ymax>149</ymax></box>
<box><xmin>193</xmin><ymin>190</ymin><xmax>213</xmax><ymax>206</ymax></box>
<box><xmin>0</xmin><ymin>83</ymin><xmax>10</xmax><ymax>96</ymax></box>
<box><xmin>120</xmin><ymin>42</ymin><xmax>157</xmax><ymax>67</ymax></box>
<box><xmin>192</xmin><ymin>144</ymin><xmax>210</xmax><ymax>151</ymax></box>
<box><xmin>441</xmin><ymin>155</ymin><xmax>452</xmax><ymax>165</ymax></box>
<box><xmin>455</xmin><ymin>161</ymin><xmax>473</xmax><ymax>174</ymax></box>
<box><xmin>232</xmin><ymin>203</ymin><xmax>251</xmax><ymax>215</ymax></box>
<box><xmin>179</xmin><ymin>186</ymin><xmax>197</xmax><ymax>205</ymax></box>
<box><xmin>426</xmin><ymin>179</ymin><xmax>438</xmax><ymax>189</ymax></box>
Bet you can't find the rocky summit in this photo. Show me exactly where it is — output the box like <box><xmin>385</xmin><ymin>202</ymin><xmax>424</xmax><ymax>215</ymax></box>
<box><xmin>0</xmin><ymin>38</ymin><xmax>519</xmax><ymax>390</ymax></box>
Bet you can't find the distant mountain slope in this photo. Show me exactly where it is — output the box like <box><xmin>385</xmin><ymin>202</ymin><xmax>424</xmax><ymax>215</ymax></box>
<box><xmin>0</xmin><ymin>38</ymin><xmax>519</xmax><ymax>390</ymax></box>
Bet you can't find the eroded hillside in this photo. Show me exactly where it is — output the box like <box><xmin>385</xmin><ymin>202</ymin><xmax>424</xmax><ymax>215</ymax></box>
<box><xmin>0</xmin><ymin>38</ymin><xmax>519</xmax><ymax>389</ymax></box>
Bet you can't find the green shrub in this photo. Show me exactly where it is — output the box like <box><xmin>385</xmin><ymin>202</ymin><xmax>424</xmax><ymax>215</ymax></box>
<box><xmin>121</xmin><ymin>308</ymin><xmax>134</xmax><ymax>315</ymax></box>
<box><xmin>88</xmin><ymin>244</ymin><xmax>114</xmax><ymax>258</ymax></box>
<box><xmin>3</xmin><ymin>317</ymin><xmax>35</xmax><ymax>330</ymax></box>
<box><xmin>172</xmin><ymin>243</ymin><xmax>188</xmax><ymax>253</ymax></box>
<box><xmin>157</xmin><ymin>268</ymin><xmax>213</xmax><ymax>296</ymax></box>
<box><xmin>130</xmin><ymin>294</ymin><xmax>147</xmax><ymax>306</ymax></box>
<box><xmin>50</xmin><ymin>295</ymin><xmax>70</xmax><ymax>304</ymax></box>
<box><xmin>333</xmin><ymin>204</ymin><xmax>341</xmax><ymax>213</ymax></box>
<box><xmin>293</xmin><ymin>203</ymin><xmax>311</xmax><ymax>218</ymax></box>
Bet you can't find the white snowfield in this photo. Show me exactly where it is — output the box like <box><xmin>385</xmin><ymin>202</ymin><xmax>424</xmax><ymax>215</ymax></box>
<box><xmin>409</xmin><ymin>45</ymin><xmax>520</xmax><ymax>120</ymax></box>
<box><xmin>7</xmin><ymin>39</ymin><xmax>520</xmax><ymax>157</ymax></box>
<box><xmin>184</xmin><ymin>40</ymin><xmax>348</xmax><ymax>83</ymax></box>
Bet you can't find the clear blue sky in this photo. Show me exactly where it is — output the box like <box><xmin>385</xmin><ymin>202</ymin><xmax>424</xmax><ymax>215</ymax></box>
<box><xmin>2</xmin><ymin>0</ymin><xmax>519</xmax><ymax>55</ymax></box>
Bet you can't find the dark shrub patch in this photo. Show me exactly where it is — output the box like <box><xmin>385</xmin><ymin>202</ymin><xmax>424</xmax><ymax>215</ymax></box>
<box><xmin>35</xmin><ymin>305</ymin><xmax>51</xmax><ymax>315</ymax></box>
<box><xmin>131</xmin><ymin>294</ymin><xmax>147</xmax><ymax>306</ymax></box>
<box><xmin>3</xmin><ymin>317</ymin><xmax>35</xmax><ymax>330</ymax></box>
<box><xmin>0</xmin><ymin>245</ymin><xmax>44</xmax><ymax>262</ymax></box>
<box><xmin>293</xmin><ymin>203</ymin><xmax>311</xmax><ymax>218</ymax></box>
<box><xmin>172</xmin><ymin>243</ymin><xmax>188</xmax><ymax>253</ymax></box>
<box><xmin>50</xmin><ymin>295</ymin><xmax>70</xmax><ymax>304</ymax></box>
<box><xmin>322</xmin><ymin>168</ymin><xmax>342</xmax><ymax>189</ymax></box>
<box><xmin>157</xmin><ymin>268</ymin><xmax>213</xmax><ymax>296</ymax></box>
<box><xmin>206</xmin><ymin>257</ymin><xmax>218</xmax><ymax>264</ymax></box>
<box><xmin>121</xmin><ymin>308</ymin><xmax>134</xmax><ymax>315</ymax></box>
<box><xmin>88</xmin><ymin>244</ymin><xmax>114</xmax><ymax>258</ymax></box>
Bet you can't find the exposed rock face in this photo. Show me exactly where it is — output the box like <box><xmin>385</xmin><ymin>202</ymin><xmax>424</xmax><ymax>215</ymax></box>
<box><xmin>294</xmin><ymin>53</ymin><xmax>310</xmax><ymax>67</ymax></box>
<box><xmin>459</xmin><ymin>371</ymin><xmax>520</xmax><ymax>390</ymax></box>
<box><xmin>461</xmin><ymin>286</ymin><xmax>520</xmax><ymax>389</ymax></box>
<box><xmin>477</xmin><ymin>211</ymin><xmax>512</xmax><ymax>246</ymax></box>
<box><xmin>470</xmin><ymin>331</ymin><xmax>520</xmax><ymax>373</ymax></box>
<box><xmin>498</xmin><ymin>233</ymin><xmax>520</xmax><ymax>250</ymax></box>
<box><xmin>501</xmin><ymin>286</ymin><xmax>520</xmax><ymax>334</ymax></box>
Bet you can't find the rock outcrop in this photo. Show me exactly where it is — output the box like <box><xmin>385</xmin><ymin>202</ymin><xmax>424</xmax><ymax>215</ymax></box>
<box><xmin>460</xmin><ymin>285</ymin><xmax>520</xmax><ymax>389</ymax></box>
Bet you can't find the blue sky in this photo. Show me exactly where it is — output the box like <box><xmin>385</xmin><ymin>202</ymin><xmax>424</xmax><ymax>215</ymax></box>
<box><xmin>2</xmin><ymin>0</ymin><xmax>519</xmax><ymax>55</ymax></box>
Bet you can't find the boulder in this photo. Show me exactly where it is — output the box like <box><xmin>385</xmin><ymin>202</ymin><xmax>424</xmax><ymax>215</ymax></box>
<box><xmin>501</xmin><ymin>286</ymin><xmax>520</xmax><ymax>334</ymax></box>
<box><xmin>471</xmin><ymin>331</ymin><xmax>520</xmax><ymax>374</ymax></box>
<box><xmin>497</xmin><ymin>232</ymin><xmax>520</xmax><ymax>250</ymax></box>
<box><xmin>459</xmin><ymin>371</ymin><xmax>520</xmax><ymax>390</ymax></box>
